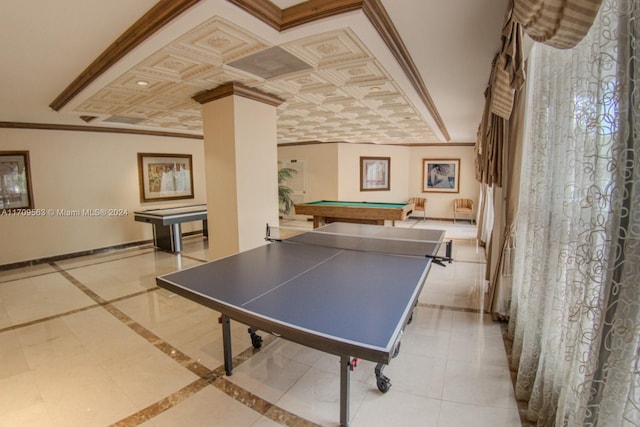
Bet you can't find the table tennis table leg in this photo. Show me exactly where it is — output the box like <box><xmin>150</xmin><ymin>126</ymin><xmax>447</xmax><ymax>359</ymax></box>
<box><xmin>221</xmin><ymin>314</ymin><xmax>233</xmax><ymax>375</ymax></box>
<box><xmin>340</xmin><ymin>355</ymin><xmax>351</xmax><ymax>427</ymax></box>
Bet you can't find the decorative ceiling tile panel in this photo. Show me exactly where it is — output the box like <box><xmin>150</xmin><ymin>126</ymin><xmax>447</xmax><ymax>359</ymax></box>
<box><xmin>168</xmin><ymin>17</ymin><xmax>269</xmax><ymax>64</ymax></box>
<box><xmin>79</xmin><ymin>89</ymin><xmax>147</xmax><ymax>109</ymax></box>
<box><xmin>137</xmin><ymin>52</ymin><xmax>212</xmax><ymax>81</ymax></box>
<box><xmin>76</xmin><ymin>100</ymin><xmax>126</xmax><ymax>116</ymax></box>
<box><xmin>72</xmin><ymin>17</ymin><xmax>437</xmax><ymax>143</ymax></box>
<box><xmin>282</xmin><ymin>29</ymin><xmax>371</xmax><ymax>68</ymax></box>
<box><xmin>108</xmin><ymin>74</ymin><xmax>175</xmax><ymax>93</ymax></box>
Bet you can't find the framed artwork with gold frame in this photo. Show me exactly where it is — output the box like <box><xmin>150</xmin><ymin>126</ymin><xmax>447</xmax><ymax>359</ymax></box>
<box><xmin>137</xmin><ymin>153</ymin><xmax>194</xmax><ymax>202</ymax></box>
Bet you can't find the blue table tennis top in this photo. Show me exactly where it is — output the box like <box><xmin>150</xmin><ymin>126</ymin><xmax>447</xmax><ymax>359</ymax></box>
<box><xmin>157</xmin><ymin>224</ymin><xmax>441</xmax><ymax>363</ymax></box>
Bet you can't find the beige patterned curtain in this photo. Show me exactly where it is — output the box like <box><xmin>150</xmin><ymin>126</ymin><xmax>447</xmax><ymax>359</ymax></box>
<box><xmin>481</xmin><ymin>0</ymin><xmax>605</xmax><ymax>315</ymax></box>
<box><xmin>508</xmin><ymin>0</ymin><xmax>639</xmax><ymax>423</ymax></box>
<box><xmin>487</xmin><ymin>81</ymin><xmax>526</xmax><ymax>318</ymax></box>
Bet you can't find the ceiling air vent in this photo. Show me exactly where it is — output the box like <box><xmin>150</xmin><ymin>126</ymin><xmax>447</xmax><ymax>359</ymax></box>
<box><xmin>103</xmin><ymin>115</ymin><xmax>146</xmax><ymax>125</ymax></box>
<box><xmin>228</xmin><ymin>46</ymin><xmax>312</xmax><ymax>79</ymax></box>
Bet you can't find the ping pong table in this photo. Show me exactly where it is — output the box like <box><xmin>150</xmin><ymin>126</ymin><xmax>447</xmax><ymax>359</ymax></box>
<box><xmin>156</xmin><ymin>222</ymin><xmax>446</xmax><ymax>426</ymax></box>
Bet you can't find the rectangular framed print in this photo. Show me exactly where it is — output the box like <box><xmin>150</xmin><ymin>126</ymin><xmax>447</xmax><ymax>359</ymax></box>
<box><xmin>0</xmin><ymin>151</ymin><xmax>34</xmax><ymax>210</ymax></box>
<box><xmin>423</xmin><ymin>159</ymin><xmax>460</xmax><ymax>193</ymax></box>
<box><xmin>138</xmin><ymin>153</ymin><xmax>194</xmax><ymax>202</ymax></box>
<box><xmin>360</xmin><ymin>156</ymin><xmax>390</xmax><ymax>191</ymax></box>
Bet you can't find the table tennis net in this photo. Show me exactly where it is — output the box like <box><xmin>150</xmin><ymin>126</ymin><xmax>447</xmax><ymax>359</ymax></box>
<box><xmin>270</xmin><ymin>226</ymin><xmax>443</xmax><ymax>258</ymax></box>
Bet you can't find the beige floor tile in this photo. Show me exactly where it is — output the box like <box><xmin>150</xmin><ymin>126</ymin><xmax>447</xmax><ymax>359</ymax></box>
<box><xmin>0</xmin><ymin>370</ymin><xmax>44</xmax><ymax>418</ymax></box>
<box><xmin>272</xmin><ymin>364</ymin><xmax>369</xmax><ymax>427</ymax></box>
<box><xmin>0</xmin><ymin>263</ymin><xmax>57</xmax><ymax>283</ymax></box>
<box><xmin>442</xmin><ymin>359</ymin><xmax>516</xmax><ymax>408</ymax></box>
<box><xmin>0</xmin><ymin>273</ymin><xmax>95</xmax><ymax>327</ymax></box>
<box><xmin>225</xmin><ymin>344</ymin><xmax>314</xmax><ymax>404</ymax></box>
<box><xmin>351</xmin><ymin>388</ymin><xmax>441</xmax><ymax>427</ymax></box>
<box><xmin>439</xmin><ymin>400</ymin><xmax>521</xmax><ymax>426</ymax></box>
<box><xmin>139</xmin><ymin>386</ymin><xmax>264</xmax><ymax>427</ymax></box>
<box><xmin>0</xmin><ymin>400</ymin><xmax>53</xmax><ymax>427</ymax></box>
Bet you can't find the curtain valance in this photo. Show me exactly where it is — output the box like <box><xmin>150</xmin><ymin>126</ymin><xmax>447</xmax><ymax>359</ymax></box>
<box><xmin>475</xmin><ymin>0</ymin><xmax>604</xmax><ymax>187</ymax></box>
<box><xmin>513</xmin><ymin>0</ymin><xmax>603</xmax><ymax>49</ymax></box>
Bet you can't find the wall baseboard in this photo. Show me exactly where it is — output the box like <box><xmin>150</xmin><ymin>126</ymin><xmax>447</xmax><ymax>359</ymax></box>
<box><xmin>0</xmin><ymin>231</ymin><xmax>205</xmax><ymax>271</ymax></box>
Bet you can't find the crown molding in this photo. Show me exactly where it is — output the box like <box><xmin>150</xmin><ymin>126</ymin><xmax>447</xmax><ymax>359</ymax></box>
<box><xmin>278</xmin><ymin>141</ymin><xmax>473</xmax><ymax>147</ymax></box>
<box><xmin>0</xmin><ymin>122</ymin><xmax>203</xmax><ymax>139</ymax></box>
<box><xmin>225</xmin><ymin>0</ymin><xmax>282</xmax><ymax>30</ymax></box>
<box><xmin>227</xmin><ymin>0</ymin><xmax>363</xmax><ymax>31</ymax></box>
<box><xmin>0</xmin><ymin>122</ymin><xmax>470</xmax><ymax>145</ymax></box>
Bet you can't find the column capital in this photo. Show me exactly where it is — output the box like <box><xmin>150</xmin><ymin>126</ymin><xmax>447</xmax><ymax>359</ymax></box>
<box><xmin>193</xmin><ymin>81</ymin><xmax>284</xmax><ymax>107</ymax></box>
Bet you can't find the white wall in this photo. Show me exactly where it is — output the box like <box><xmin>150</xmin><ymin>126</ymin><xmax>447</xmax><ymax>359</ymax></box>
<box><xmin>1</xmin><ymin>128</ymin><xmax>205</xmax><ymax>265</ymax></box>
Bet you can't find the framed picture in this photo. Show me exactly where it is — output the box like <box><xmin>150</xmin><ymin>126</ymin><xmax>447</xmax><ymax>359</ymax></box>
<box><xmin>0</xmin><ymin>151</ymin><xmax>34</xmax><ymax>210</ymax></box>
<box><xmin>423</xmin><ymin>159</ymin><xmax>460</xmax><ymax>193</ymax></box>
<box><xmin>138</xmin><ymin>153</ymin><xmax>194</xmax><ymax>202</ymax></box>
<box><xmin>360</xmin><ymin>156</ymin><xmax>390</xmax><ymax>191</ymax></box>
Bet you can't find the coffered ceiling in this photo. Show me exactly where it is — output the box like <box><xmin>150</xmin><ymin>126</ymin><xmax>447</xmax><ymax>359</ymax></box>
<box><xmin>0</xmin><ymin>0</ymin><xmax>510</xmax><ymax>145</ymax></box>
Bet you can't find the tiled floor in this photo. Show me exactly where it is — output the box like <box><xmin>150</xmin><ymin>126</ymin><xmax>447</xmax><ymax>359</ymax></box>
<box><xmin>0</xmin><ymin>219</ymin><xmax>522</xmax><ymax>427</ymax></box>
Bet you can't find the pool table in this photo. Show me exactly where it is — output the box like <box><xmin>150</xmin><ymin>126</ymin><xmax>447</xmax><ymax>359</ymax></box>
<box><xmin>294</xmin><ymin>200</ymin><xmax>414</xmax><ymax>228</ymax></box>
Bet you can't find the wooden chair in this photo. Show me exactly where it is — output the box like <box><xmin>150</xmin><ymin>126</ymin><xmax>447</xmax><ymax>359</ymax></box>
<box><xmin>453</xmin><ymin>198</ymin><xmax>474</xmax><ymax>223</ymax></box>
<box><xmin>408</xmin><ymin>197</ymin><xmax>427</xmax><ymax>220</ymax></box>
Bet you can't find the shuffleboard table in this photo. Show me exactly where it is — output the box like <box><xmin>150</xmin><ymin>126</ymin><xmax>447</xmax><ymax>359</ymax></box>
<box><xmin>134</xmin><ymin>204</ymin><xmax>207</xmax><ymax>252</ymax></box>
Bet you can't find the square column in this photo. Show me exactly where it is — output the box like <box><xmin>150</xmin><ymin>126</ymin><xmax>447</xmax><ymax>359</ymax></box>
<box><xmin>195</xmin><ymin>82</ymin><xmax>283</xmax><ymax>260</ymax></box>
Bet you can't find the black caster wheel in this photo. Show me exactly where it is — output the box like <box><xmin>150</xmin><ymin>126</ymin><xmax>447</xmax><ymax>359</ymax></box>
<box><xmin>248</xmin><ymin>329</ymin><xmax>263</xmax><ymax>349</ymax></box>
<box><xmin>251</xmin><ymin>334</ymin><xmax>263</xmax><ymax>349</ymax></box>
<box><xmin>376</xmin><ymin>375</ymin><xmax>391</xmax><ymax>393</ymax></box>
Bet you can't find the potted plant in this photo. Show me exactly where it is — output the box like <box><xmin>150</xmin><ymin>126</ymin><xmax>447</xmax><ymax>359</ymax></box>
<box><xmin>278</xmin><ymin>166</ymin><xmax>297</xmax><ymax>215</ymax></box>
